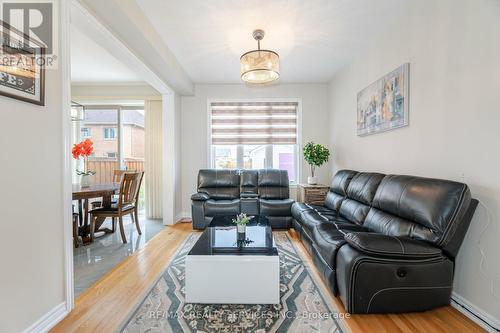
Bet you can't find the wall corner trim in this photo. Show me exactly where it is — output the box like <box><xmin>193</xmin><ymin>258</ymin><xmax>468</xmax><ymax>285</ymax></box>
<box><xmin>22</xmin><ymin>302</ymin><xmax>68</xmax><ymax>333</ymax></box>
<box><xmin>451</xmin><ymin>292</ymin><xmax>500</xmax><ymax>332</ymax></box>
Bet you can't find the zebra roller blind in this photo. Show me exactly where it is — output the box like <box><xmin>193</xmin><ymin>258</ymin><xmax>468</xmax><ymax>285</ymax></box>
<box><xmin>210</xmin><ymin>101</ymin><xmax>298</xmax><ymax>145</ymax></box>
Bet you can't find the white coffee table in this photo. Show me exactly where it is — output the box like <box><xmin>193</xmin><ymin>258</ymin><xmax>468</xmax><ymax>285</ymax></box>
<box><xmin>185</xmin><ymin>215</ymin><xmax>280</xmax><ymax>304</ymax></box>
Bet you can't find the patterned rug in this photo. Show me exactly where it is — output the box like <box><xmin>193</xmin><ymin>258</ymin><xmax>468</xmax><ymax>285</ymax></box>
<box><xmin>122</xmin><ymin>232</ymin><xmax>345</xmax><ymax>333</ymax></box>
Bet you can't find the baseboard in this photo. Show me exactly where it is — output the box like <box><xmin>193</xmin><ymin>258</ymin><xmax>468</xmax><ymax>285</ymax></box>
<box><xmin>176</xmin><ymin>211</ymin><xmax>191</xmax><ymax>222</ymax></box>
<box><xmin>22</xmin><ymin>302</ymin><xmax>68</xmax><ymax>333</ymax></box>
<box><xmin>451</xmin><ymin>292</ymin><xmax>500</xmax><ymax>332</ymax></box>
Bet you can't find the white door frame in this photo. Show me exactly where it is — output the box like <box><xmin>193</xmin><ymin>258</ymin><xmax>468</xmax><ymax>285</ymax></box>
<box><xmin>62</xmin><ymin>0</ymin><xmax>176</xmax><ymax>313</ymax></box>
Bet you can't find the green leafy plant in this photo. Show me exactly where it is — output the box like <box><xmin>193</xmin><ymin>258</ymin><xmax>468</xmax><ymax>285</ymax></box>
<box><xmin>303</xmin><ymin>142</ymin><xmax>330</xmax><ymax>177</ymax></box>
<box><xmin>232</xmin><ymin>213</ymin><xmax>250</xmax><ymax>225</ymax></box>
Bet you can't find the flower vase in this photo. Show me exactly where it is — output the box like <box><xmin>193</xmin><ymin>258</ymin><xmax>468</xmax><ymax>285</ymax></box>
<box><xmin>81</xmin><ymin>174</ymin><xmax>91</xmax><ymax>188</ymax></box>
<box><xmin>307</xmin><ymin>176</ymin><xmax>318</xmax><ymax>185</ymax></box>
<box><xmin>237</xmin><ymin>224</ymin><xmax>246</xmax><ymax>234</ymax></box>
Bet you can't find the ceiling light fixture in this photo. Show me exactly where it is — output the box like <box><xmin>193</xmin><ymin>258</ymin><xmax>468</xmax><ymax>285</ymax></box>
<box><xmin>240</xmin><ymin>29</ymin><xmax>280</xmax><ymax>84</ymax></box>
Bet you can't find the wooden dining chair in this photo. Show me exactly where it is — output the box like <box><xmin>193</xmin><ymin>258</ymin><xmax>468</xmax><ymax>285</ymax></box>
<box><xmin>89</xmin><ymin>171</ymin><xmax>144</xmax><ymax>243</ymax></box>
<box><xmin>91</xmin><ymin>169</ymin><xmax>137</xmax><ymax>209</ymax></box>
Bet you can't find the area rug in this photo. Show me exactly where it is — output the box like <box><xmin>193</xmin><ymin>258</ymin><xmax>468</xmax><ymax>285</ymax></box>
<box><xmin>122</xmin><ymin>232</ymin><xmax>345</xmax><ymax>333</ymax></box>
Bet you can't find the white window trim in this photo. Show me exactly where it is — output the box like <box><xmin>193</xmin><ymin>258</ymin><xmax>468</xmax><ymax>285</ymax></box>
<box><xmin>207</xmin><ymin>98</ymin><xmax>302</xmax><ymax>184</ymax></box>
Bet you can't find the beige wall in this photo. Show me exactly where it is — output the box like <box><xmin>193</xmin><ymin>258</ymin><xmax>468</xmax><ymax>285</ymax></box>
<box><xmin>180</xmin><ymin>83</ymin><xmax>330</xmax><ymax>216</ymax></box>
<box><xmin>328</xmin><ymin>0</ymin><xmax>500</xmax><ymax>326</ymax></box>
<box><xmin>0</xmin><ymin>22</ymin><xmax>65</xmax><ymax>333</ymax></box>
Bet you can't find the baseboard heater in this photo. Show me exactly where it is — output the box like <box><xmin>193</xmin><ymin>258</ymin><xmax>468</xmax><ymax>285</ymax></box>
<box><xmin>451</xmin><ymin>295</ymin><xmax>499</xmax><ymax>332</ymax></box>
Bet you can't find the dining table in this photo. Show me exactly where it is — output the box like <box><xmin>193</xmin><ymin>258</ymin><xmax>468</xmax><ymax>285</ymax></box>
<box><xmin>72</xmin><ymin>183</ymin><xmax>120</xmax><ymax>244</ymax></box>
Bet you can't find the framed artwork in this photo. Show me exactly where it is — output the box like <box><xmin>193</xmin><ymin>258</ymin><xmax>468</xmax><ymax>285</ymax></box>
<box><xmin>0</xmin><ymin>20</ymin><xmax>45</xmax><ymax>106</ymax></box>
<box><xmin>357</xmin><ymin>63</ymin><xmax>409</xmax><ymax>136</ymax></box>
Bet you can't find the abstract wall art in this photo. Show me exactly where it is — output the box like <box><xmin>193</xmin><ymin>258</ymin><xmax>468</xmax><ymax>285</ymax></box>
<box><xmin>357</xmin><ymin>63</ymin><xmax>409</xmax><ymax>136</ymax></box>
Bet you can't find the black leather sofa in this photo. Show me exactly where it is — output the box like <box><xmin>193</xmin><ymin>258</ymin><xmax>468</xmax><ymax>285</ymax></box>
<box><xmin>292</xmin><ymin>170</ymin><xmax>478</xmax><ymax>314</ymax></box>
<box><xmin>191</xmin><ymin>169</ymin><xmax>294</xmax><ymax>229</ymax></box>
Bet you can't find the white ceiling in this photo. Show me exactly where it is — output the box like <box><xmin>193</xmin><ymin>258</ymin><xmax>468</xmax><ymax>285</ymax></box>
<box><xmin>136</xmin><ymin>0</ymin><xmax>411</xmax><ymax>84</ymax></box>
<box><xmin>70</xmin><ymin>24</ymin><xmax>144</xmax><ymax>84</ymax></box>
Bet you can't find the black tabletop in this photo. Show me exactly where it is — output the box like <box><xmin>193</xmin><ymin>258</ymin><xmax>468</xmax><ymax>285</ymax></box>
<box><xmin>189</xmin><ymin>215</ymin><xmax>278</xmax><ymax>256</ymax></box>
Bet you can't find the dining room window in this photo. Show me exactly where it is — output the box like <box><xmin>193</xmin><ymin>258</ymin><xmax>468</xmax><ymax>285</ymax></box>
<box><xmin>209</xmin><ymin>101</ymin><xmax>299</xmax><ymax>183</ymax></box>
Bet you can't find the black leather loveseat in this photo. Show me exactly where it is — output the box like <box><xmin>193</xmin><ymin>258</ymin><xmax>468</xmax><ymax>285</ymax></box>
<box><xmin>191</xmin><ymin>169</ymin><xmax>294</xmax><ymax>229</ymax></box>
<box><xmin>292</xmin><ymin>170</ymin><xmax>478</xmax><ymax>314</ymax></box>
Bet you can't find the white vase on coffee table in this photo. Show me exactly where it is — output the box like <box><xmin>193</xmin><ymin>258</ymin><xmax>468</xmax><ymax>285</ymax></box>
<box><xmin>237</xmin><ymin>224</ymin><xmax>246</xmax><ymax>233</ymax></box>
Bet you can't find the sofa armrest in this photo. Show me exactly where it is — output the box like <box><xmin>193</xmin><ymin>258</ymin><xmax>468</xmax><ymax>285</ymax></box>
<box><xmin>241</xmin><ymin>192</ymin><xmax>259</xmax><ymax>199</ymax></box>
<box><xmin>191</xmin><ymin>192</ymin><xmax>210</xmax><ymax>201</ymax></box>
<box><xmin>344</xmin><ymin>232</ymin><xmax>442</xmax><ymax>259</ymax></box>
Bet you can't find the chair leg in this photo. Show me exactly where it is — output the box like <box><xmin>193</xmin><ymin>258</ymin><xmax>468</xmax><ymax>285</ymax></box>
<box><xmin>119</xmin><ymin>216</ymin><xmax>127</xmax><ymax>243</ymax></box>
<box><xmin>90</xmin><ymin>214</ymin><xmax>96</xmax><ymax>241</ymax></box>
<box><xmin>133</xmin><ymin>209</ymin><xmax>142</xmax><ymax>235</ymax></box>
<box><xmin>112</xmin><ymin>217</ymin><xmax>116</xmax><ymax>233</ymax></box>
<box><xmin>73</xmin><ymin>215</ymin><xmax>79</xmax><ymax>248</ymax></box>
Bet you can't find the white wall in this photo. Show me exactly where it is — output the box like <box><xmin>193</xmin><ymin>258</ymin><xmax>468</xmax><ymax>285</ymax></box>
<box><xmin>174</xmin><ymin>93</ymin><xmax>183</xmax><ymax>220</ymax></box>
<box><xmin>0</xmin><ymin>16</ymin><xmax>66</xmax><ymax>333</ymax></box>
<box><xmin>328</xmin><ymin>0</ymin><xmax>500</xmax><ymax>327</ymax></box>
<box><xmin>72</xmin><ymin>83</ymin><xmax>160</xmax><ymax>101</ymax></box>
<box><xmin>180</xmin><ymin>83</ymin><xmax>330</xmax><ymax>216</ymax></box>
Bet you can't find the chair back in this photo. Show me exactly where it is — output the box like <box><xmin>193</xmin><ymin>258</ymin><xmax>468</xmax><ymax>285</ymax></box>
<box><xmin>113</xmin><ymin>169</ymin><xmax>137</xmax><ymax>183</ymax></box>
<box><xmin>118</xmin><ymin>172</ymin><xmax>144</xmax><ymax>207</ymax></box>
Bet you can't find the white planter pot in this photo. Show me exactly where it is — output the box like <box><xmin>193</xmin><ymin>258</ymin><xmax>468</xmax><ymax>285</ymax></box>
<box><xmin>237</xmin><ymin>224</ymin><xmax>246</xmax><ymax>233</ymax></box>
<box><xmin>307</xmin><ymin>176</ymin><xmax>318</xmax><ymax>185</ymax></box>
<box><xmin>81</xmin><ymin>174</ymin><xmax>92</xmax><ymax>187</ymax></box>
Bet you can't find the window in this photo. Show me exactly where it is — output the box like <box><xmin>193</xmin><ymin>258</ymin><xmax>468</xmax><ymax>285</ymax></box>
<box><xmin>209</xmin><ymin>101</ymin><xmax>299</xmax><ymax>182</ymax></box>
<box><xmin>81</xmin><ymin>127</ymin><xmax>91</xmax><ymax>138</ymax></box>
<box><xmin>104</xmin><ymin>127</ymin><xmax>117</xmax><ymax>139</ymax></box>
<box><xmin>80</xmin><ymin>109</ymin><xmax>118</xmax><ymax>183</ymax></box>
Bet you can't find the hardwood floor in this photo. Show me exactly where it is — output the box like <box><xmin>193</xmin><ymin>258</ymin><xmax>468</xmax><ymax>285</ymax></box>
<box><xmin>51</xmin><ymin>222</ymin><xmax>485</xmax><ymax>333</ymax></box>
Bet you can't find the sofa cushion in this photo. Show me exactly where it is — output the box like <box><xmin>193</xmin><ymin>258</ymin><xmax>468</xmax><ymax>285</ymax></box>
<box><xmin>325</xmin><ymin>170</ymin><xmax>358</xmax><ymax>211</ymax></box>
<box><xmin>338</xmin><ymin>199</ymin><xmax>370</xmax><ymax>225</ymax></box>
<box><xmin>331</xmin><ymin>170</ymin><xmax>358</xmax><ymax>196</ymax></box>
<box><xmin>338</xmin><ymin>172</ymin><xmax>385</xmax><ymax>225</ymax></box>
<box><xmin>291</xmin><ymin>202</ymin><xmax>313</xmax><ymax>220</ymax></box>
<box><xmin>312</xmin><ymin>223</ymin><xmax>347</xmax><ymax>269</ymax></box>
<box><xmin>346</xmin><ymin>172</ymin><xmax>385</xmax><ymax>204</ymax></box>
<box><xmin>198</xmin><ymin>169</ymin><xmax>240</xmax><ymax>200</ymax></box>
<box><xmin>204</xmin><ymin>199</ymin><xmax>240</xmax><ymax>217</ymax></box>
<box><xmin>260</xmin><ymin>198</ymin><xmax>294</xmax><ymax>216</ymax></box>
<box><xmin>291</xmin><ymin>203</ymin><xmax>336</xmax><ymax>222</ymax></box>
<box><xmin>369</xmin><ymin>174</ymin><xmax>472</xmax><ymax>247</ymax></box>
<box><xmin>258</xmin><ymin>169</ymin><xmax>290</xmax><ymax>199</ymax></box>
<box><xmin>240</xmin><ymin>170</ymin><xmax>259</xmax><ymax>194</ymax></box>
<box><xmin>299</xmin><ymin>210</ymin><xmax>329</xmax><ymax>237</ymax></box>
<box><xmin>324</xmin><ymin>192</ymin><xmax>345</xmax><ymax>212</ymax></box>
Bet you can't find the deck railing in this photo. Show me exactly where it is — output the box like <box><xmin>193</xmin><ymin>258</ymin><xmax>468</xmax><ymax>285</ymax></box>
<box><xmin>85</xmin><ymin>157</ymin><xmax>144</xmax><ymax>184</ymax></box>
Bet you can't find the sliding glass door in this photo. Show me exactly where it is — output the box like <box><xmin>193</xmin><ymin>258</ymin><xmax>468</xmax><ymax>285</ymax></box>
<box><xmin>73</xmin><ymin>105</ymin><xmax>145</xmax><ymax>185</ymax></box>
<box><xmin>80</xmin><ymin>107</ymin><xmax>119</xmax><ymax>184</ymax></box>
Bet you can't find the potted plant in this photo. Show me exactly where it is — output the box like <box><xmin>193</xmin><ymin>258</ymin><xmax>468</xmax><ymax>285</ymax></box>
<box><xmin>72</xmin><ymin>138</ymin><xmax>96</xmax><ymax>187</ymax></box>
<box><xmin>303</xmin><ymin>142</ymin><xmax>330</xmax><ymax>185</ymax></box>
<box><xmin>232</xmin><ymin>213</ymin><xmax>250</xmax><ymax>233</ymax></box>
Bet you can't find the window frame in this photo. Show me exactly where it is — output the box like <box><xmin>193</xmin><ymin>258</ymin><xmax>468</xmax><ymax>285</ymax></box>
<box><xmin>81</xmin><ymin>127</ymin><xmax>91</xmax><ymax>138</ymax></box>
<box><xmin>207</xmin><ymin>98</ymin><xmax>302</xmax><ymax>184</ymax></box>
<box><xmin>103</xmin><ymin>127</ymin><xmax>118</xmax><ymax>140</ymax></box>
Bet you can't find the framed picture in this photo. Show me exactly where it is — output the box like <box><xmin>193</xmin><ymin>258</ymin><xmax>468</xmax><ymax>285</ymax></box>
<box><xmin>0</xmin><ymin>20</ymin><xmax>45</xmax><ymax>106</ymax></box>
<box><xmin>357</xmin><ymin>63</ymin><xmax>409</xmax><ymax>136</ymax></box>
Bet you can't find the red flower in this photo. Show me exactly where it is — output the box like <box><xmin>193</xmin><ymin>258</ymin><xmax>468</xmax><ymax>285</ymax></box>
<box><xmin>72</xmin><ymin>139</ymin><xmax>94</xmax><ymax>159</ymax></box>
